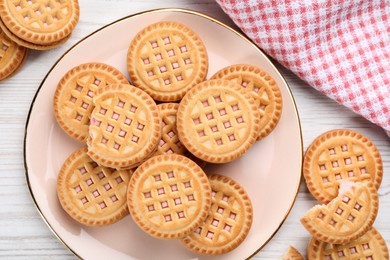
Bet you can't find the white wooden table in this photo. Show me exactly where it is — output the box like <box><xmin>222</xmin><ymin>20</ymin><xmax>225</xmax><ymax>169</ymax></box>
<box><xmin>0</xmin><ymin>1</ymin><xmax>388</xmax><ymax>259</ymax></box>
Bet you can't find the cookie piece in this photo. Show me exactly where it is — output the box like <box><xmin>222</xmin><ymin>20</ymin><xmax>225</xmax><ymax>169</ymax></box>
<box><xmin>127</xmin><ymin>154</ymin><xmax>211</xmax><ymax>239</ymax></box>
<box><xmin>154</xmin><ymin>103</ymin><xmax>187</xmax><ymax>155</ymax></box>
<box><xmin>177</xmin><ymin>79</ymin><xmax>260</xmax><ymax>163</ymax></box>
<box><xmin>53</xmin><ymin>63</ymin><xmax>129</xmax><ymax>142</ymax></box>
<box><xmin>304</xmin><ymin>129</ymin><xmax>383</xmax><ymax>204</ymax></box>
<box><xmin>0</xmin><ymin>0</ymin><xmax>79</xmax><ymax>47</ymax></box>
<box><xmin>127</xmin><ymin>21</ymin><xmax>208</xmax><ymax>101</ymax></box>
<box><xmin>87</xmin><ymin>83</ymin><xmax>161</xmax><ymax>169</ymax></box>
<box><xmin>57</xmin><ymin>147</ymin><xmax>132</xmax><ymax>226</ymax></box>
<box><xmin>181</xmin><ymin>174</ymin><xmax>252</xmax><ymax>255</ymax></box>
<box><xmin>301</xmin><ymin>181</ymin><xmax>378</xmax><ymax>245</ymax></box>
<box><xmin>211</xmin><ymin>64</ymin><xmax>282</xmax><ymax>140</ymax></box>
<box><xmin>0</xmin><ymin>28</ymin><xmax>27</xmax><ymax>80</ymax></box>
<box><xmin>281</xmin><ymin>246</ymin><xmax>304</xmax><ymax>260</ymax></box>
<box><xmin>307</xmin><ymin>227</ymin><xmax>389</xmax><ymax>260</ymax></box>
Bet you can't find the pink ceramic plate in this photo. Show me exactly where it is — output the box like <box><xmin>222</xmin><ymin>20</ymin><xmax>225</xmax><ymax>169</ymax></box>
<box><xmin>24</xmin><ymin>8</ymin><xmax>302</xmax><ymax>259</ymax></box>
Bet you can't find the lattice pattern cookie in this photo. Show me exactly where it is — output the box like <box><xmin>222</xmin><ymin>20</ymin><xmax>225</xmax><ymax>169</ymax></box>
<box><xmin>57</xmin><ymin>147</ymin><xmax>132</xmax><ymax>226</ymax></box>
<box><xmin>0</xmin><ymin>16</ymin><xmax>71</xmax><ymax>50</ymax></box>
<box><xmin>177</xmin><ymin>79</ymin><xmax>260</xmax><ymax>163</ymax></box>
<box><xmin>53</xmin><ymin>63</ymin><xmax>129</xmax><ymax>142</ymax></box>
<box><xmin>127</xmin><ymin>21</ymin><xmax>208</xmax><ymax>101</ymax></box>
<box><xmin>211</xmin><ymin>64</ymin><xmax>282</xmax><ymax>140</ymax></box>
<box><xmin>154</xmin><ymin>103</ymin><xmax>187</xmax><ymax>156</ymax></box>
<box><xmin>304</xmin><ymin>129</ymin><xmax>383</xmax><ymax>204</ymax></box>
<box><xmin>181</xmin><ymin>174</ymin><xmax>252</xmax><ymax>255</ymax></box>
<box><xmin>301</xmin><ymin>181</ymin><xmax>378</xmax><ymax>245</ymax></box>
<box><xmin>0</xmin><ymin>0</ymin><xmax>79</xmax><ymax>48</ymax></box>
<box><xmin>0</xmin><ymin>28</ymin><xmax>27</xmax><ymax>80</ymax></box>
<box><xmin>87</xmin><ymin>83</ymin><xmax>161</xmax><ymax>169</ymax></box>
<box><xmin>307</xmin><ymin>227</ymin><xmax>389</xmax><ymax>260</ymax></box>
<box><xmin>127</xmin><ymin>154</ymin><xmax>211</xmax><ymax>239</ymax></box>
<box><xmin>281</xmin><ymin>246</ymin><xmax>304</xmax><ymax>260</ymax></box>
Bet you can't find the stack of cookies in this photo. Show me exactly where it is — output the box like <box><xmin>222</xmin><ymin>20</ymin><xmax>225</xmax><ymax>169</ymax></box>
<box><xmin>283</xmin><ymin>129</ymin><xmax>388</xmax><ymax>259</ymax></box>
<box><xmin>53</xmin><ymin>20</ymin><xmax>284</xmax><ymax>256</ymax></box>
<box><xmin>0</xmin><ymin>0</ymin><xmax>80</xmax><ymax>81</ymax></box>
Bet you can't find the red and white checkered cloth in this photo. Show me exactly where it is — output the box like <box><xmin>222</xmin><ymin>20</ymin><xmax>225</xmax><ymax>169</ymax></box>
<box><xmin>216</xmin><ymin>0</ymin><xmax>390</xmax><ymax>136</ymax></box>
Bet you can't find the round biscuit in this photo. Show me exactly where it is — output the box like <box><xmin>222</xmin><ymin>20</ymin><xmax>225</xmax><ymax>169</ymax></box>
<box><xmin>127</xmin><ymin>21</ymin><xmax>208</xmax><ymax>102</ymax></box>
<box><xmin>211</xmin><ymin>64</ymin><xmax>283</xmax><ymax>140</ymax></box>
<box><xmin>56</xmin><ymin>147</ymin><xmax>132</xmax><ymax>226</ymax></box>
<box><xmin>53</xmin><ymin>62</ymin><xmax>129</xmax><ymax>142</ymax></box>
<box><xmin>177</xmin><ymin>79</ymin><xmax>261</xmax><ymax>163</ymax></box>
<box><xmin>181</xmin><ymin>174</ymin><xmax>253</xmax><ymax>255</ymax></box>
<box><xmin>303</xmin><ymin>129</ymin><xmax>383</xmax><ymax>204</ymax></box>
<box><xmin>307</xmin><ymin>227</ymin><xmax>389</xmax><ymax>259</ymax></box>
<box><xmin>0</xmin><ymin>0</ymin><xmax>79</xmax><ymax>46</ymax></box>
<box><xmin>87</xmin><ymin>83</ymin><xmax>161</xmax><ymax>169</ymax></box>
<box><xmin>0</xmin><ymin>28</ymin><xmax>27</xmax><ymax>80</ymax></box>
<box><xmin>127</xmin><ymin>154</ymin><xmax>212</xmax><ymax>239</ymax></box>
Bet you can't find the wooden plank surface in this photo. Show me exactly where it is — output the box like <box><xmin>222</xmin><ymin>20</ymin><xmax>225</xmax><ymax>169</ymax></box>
<box><xmin>0</xmin><ymin>0</ymin><xmax>388</xmax><ymax>259</ymax></box>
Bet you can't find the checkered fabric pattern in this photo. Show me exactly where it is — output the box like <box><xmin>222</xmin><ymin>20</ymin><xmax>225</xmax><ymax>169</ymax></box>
<box><xmin>216</xmin><ymin>0</ymin><xmax>390</xmax><ymax>136</ymax></box>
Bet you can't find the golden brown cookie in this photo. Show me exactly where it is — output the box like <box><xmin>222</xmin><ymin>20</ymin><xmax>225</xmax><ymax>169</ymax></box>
<box><xmin>177</xmin><ymin>79</ymin><xmax>260</xmax><ymax>163</ymax></box>
<box><xmin>154</xmin><ymin>103</ymin><xmax>187</xmax><ymax>155</ymax></box>
<box><xmin>0</xmin><ymin>0</ymin><xmax>79</xmax><ymax>48</ymax></box>
<box><xmin>57</xmin><ymin>147</ymin><xmax>132</xmax><ymax>226</ymax></box>
<box><xmin>181</xmin><ymin>174</ymin><xmax>252</xmax><ymax>255</ymax></box>
<box><xmin>127</xmin><ymin>21</ymin><xmax>208</xmax><ymax>102</ymax></box>
<box><xmin>281</xmin><ymin>246</ymin><xmax>304</xmax><ymax>260</ymax></box>
<box><xmin>87</xmin><ymin>83</ymin><xmax>161</xmax><ymax>169</ymax></box>
<box><xmin>304</xmin><ymin>129</ymin><xmax>383</xmax><ymax>204</ymax></box>
<box><xmin>301</xmin><ymin>181</ymin><xmax>378</xmax><ymax>245</ymax></box>
<box><xmin>0</xmin><ymin>28</ymin><xmax>27</xmax><ymax>80</ymax></box>
<box><xmin>127</xmin><ymin>154</ymin><xmax>211</xmax><ymax>239</ymax></box>
<box><xmin>211</xmin><ymin>64</ymin><xmax>282</xmax><ymax>140</ymax></box>
<box><xmin>307</xmin><ymin>227</ymin><xmax>389</xmax><ymax>260</ymax></box>
<box><xmin>0</xmin><ymin>17</ymin><xmax>71</xmax><ymax>50</ymax></box>
<box><xmin>53</xmin><ymin>63</ymin><xmax>129</xmax><ymax>142</ymax></box>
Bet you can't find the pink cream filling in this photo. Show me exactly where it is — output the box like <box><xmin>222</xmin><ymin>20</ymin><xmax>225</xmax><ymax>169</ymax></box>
<box><xmin>163</xmin><ymin>37</ymin><xmax>170</xmax><ymax>44</ymax></box>
<box><xmin>171</xmin><ymin>184</ymin><xmax>178</xmax><ymax>192</ymax></box>
<box><xmin>338</xmin><ymin>180</ymin><xmax>356</xmax><ymax>198</ymax></box>
<box><xmin>206</xmin><ymin>231</ymin><xmax>214</xmax><ymax>239</ymax></box>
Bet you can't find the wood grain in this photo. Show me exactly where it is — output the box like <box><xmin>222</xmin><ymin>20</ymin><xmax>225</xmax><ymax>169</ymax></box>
<box><xmin>0</xmin><ymin>0</ymin><xmax>388</xmax><ymax>259</ymax></box>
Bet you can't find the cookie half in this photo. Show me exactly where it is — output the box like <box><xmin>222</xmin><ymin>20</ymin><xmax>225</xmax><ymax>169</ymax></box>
<box><xmin>177</xmin><ymin>79</ymin><xmax>260</xmax><ymax>163</ymax></box>
<box><xmin>181</xmin><ymin>174</ymin><xmax>253</xmax><ymax>255</ymax></box>
<box><xmin>301</xmin><ymin>181</ymin><xmax>378</xmax><ymax>245</ymax></box>
<box><xmin>304</xmin><ymin>129</ymin><xmax>383</xmax><ymax>204</ymax></box>
<box><xmin>53</xmin><ymin>62</ymin><xmax>129</xmax><ymax>142</ymax></box>
<box><xmin>0</xmin><ymin>0</ymin><xmax>79</xmax><ymax>47</ymax></box>
<box><xmin>127</xmin><ymin>154</ymin><xmax>211</xmax><ymax>239</ymax></box>
<box><xmin>281</xmin><ymin>246</ymin><xmax>304</xmax><ymax>260</ymax></box>
<box><xmin>127</xmin><ymin>21</ymin><xmax>208</xmax><ymax>101</ymax></box>
<box><xmin>87</xmin><ymin>83</ymin><xmax>161</xmax><ymax>169</ymax></box>
<box><xmin>57</xmin><ymin>147</ymin><xmax>132</xmax><ymax>226</ymax></box>
<box><xmin>0</xmin><ymin>28</ymin><xmax>27</xmax><ymax>80</ymax></box>
<box><xmin>307</xmin><ymin>227</ymin><xmax>389</xmax><ymax>260</ymax></box>
<box><xmin>211</xmin><ymin>64</ymin><xmax>282</xmax><ymax>140</ymax></box>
